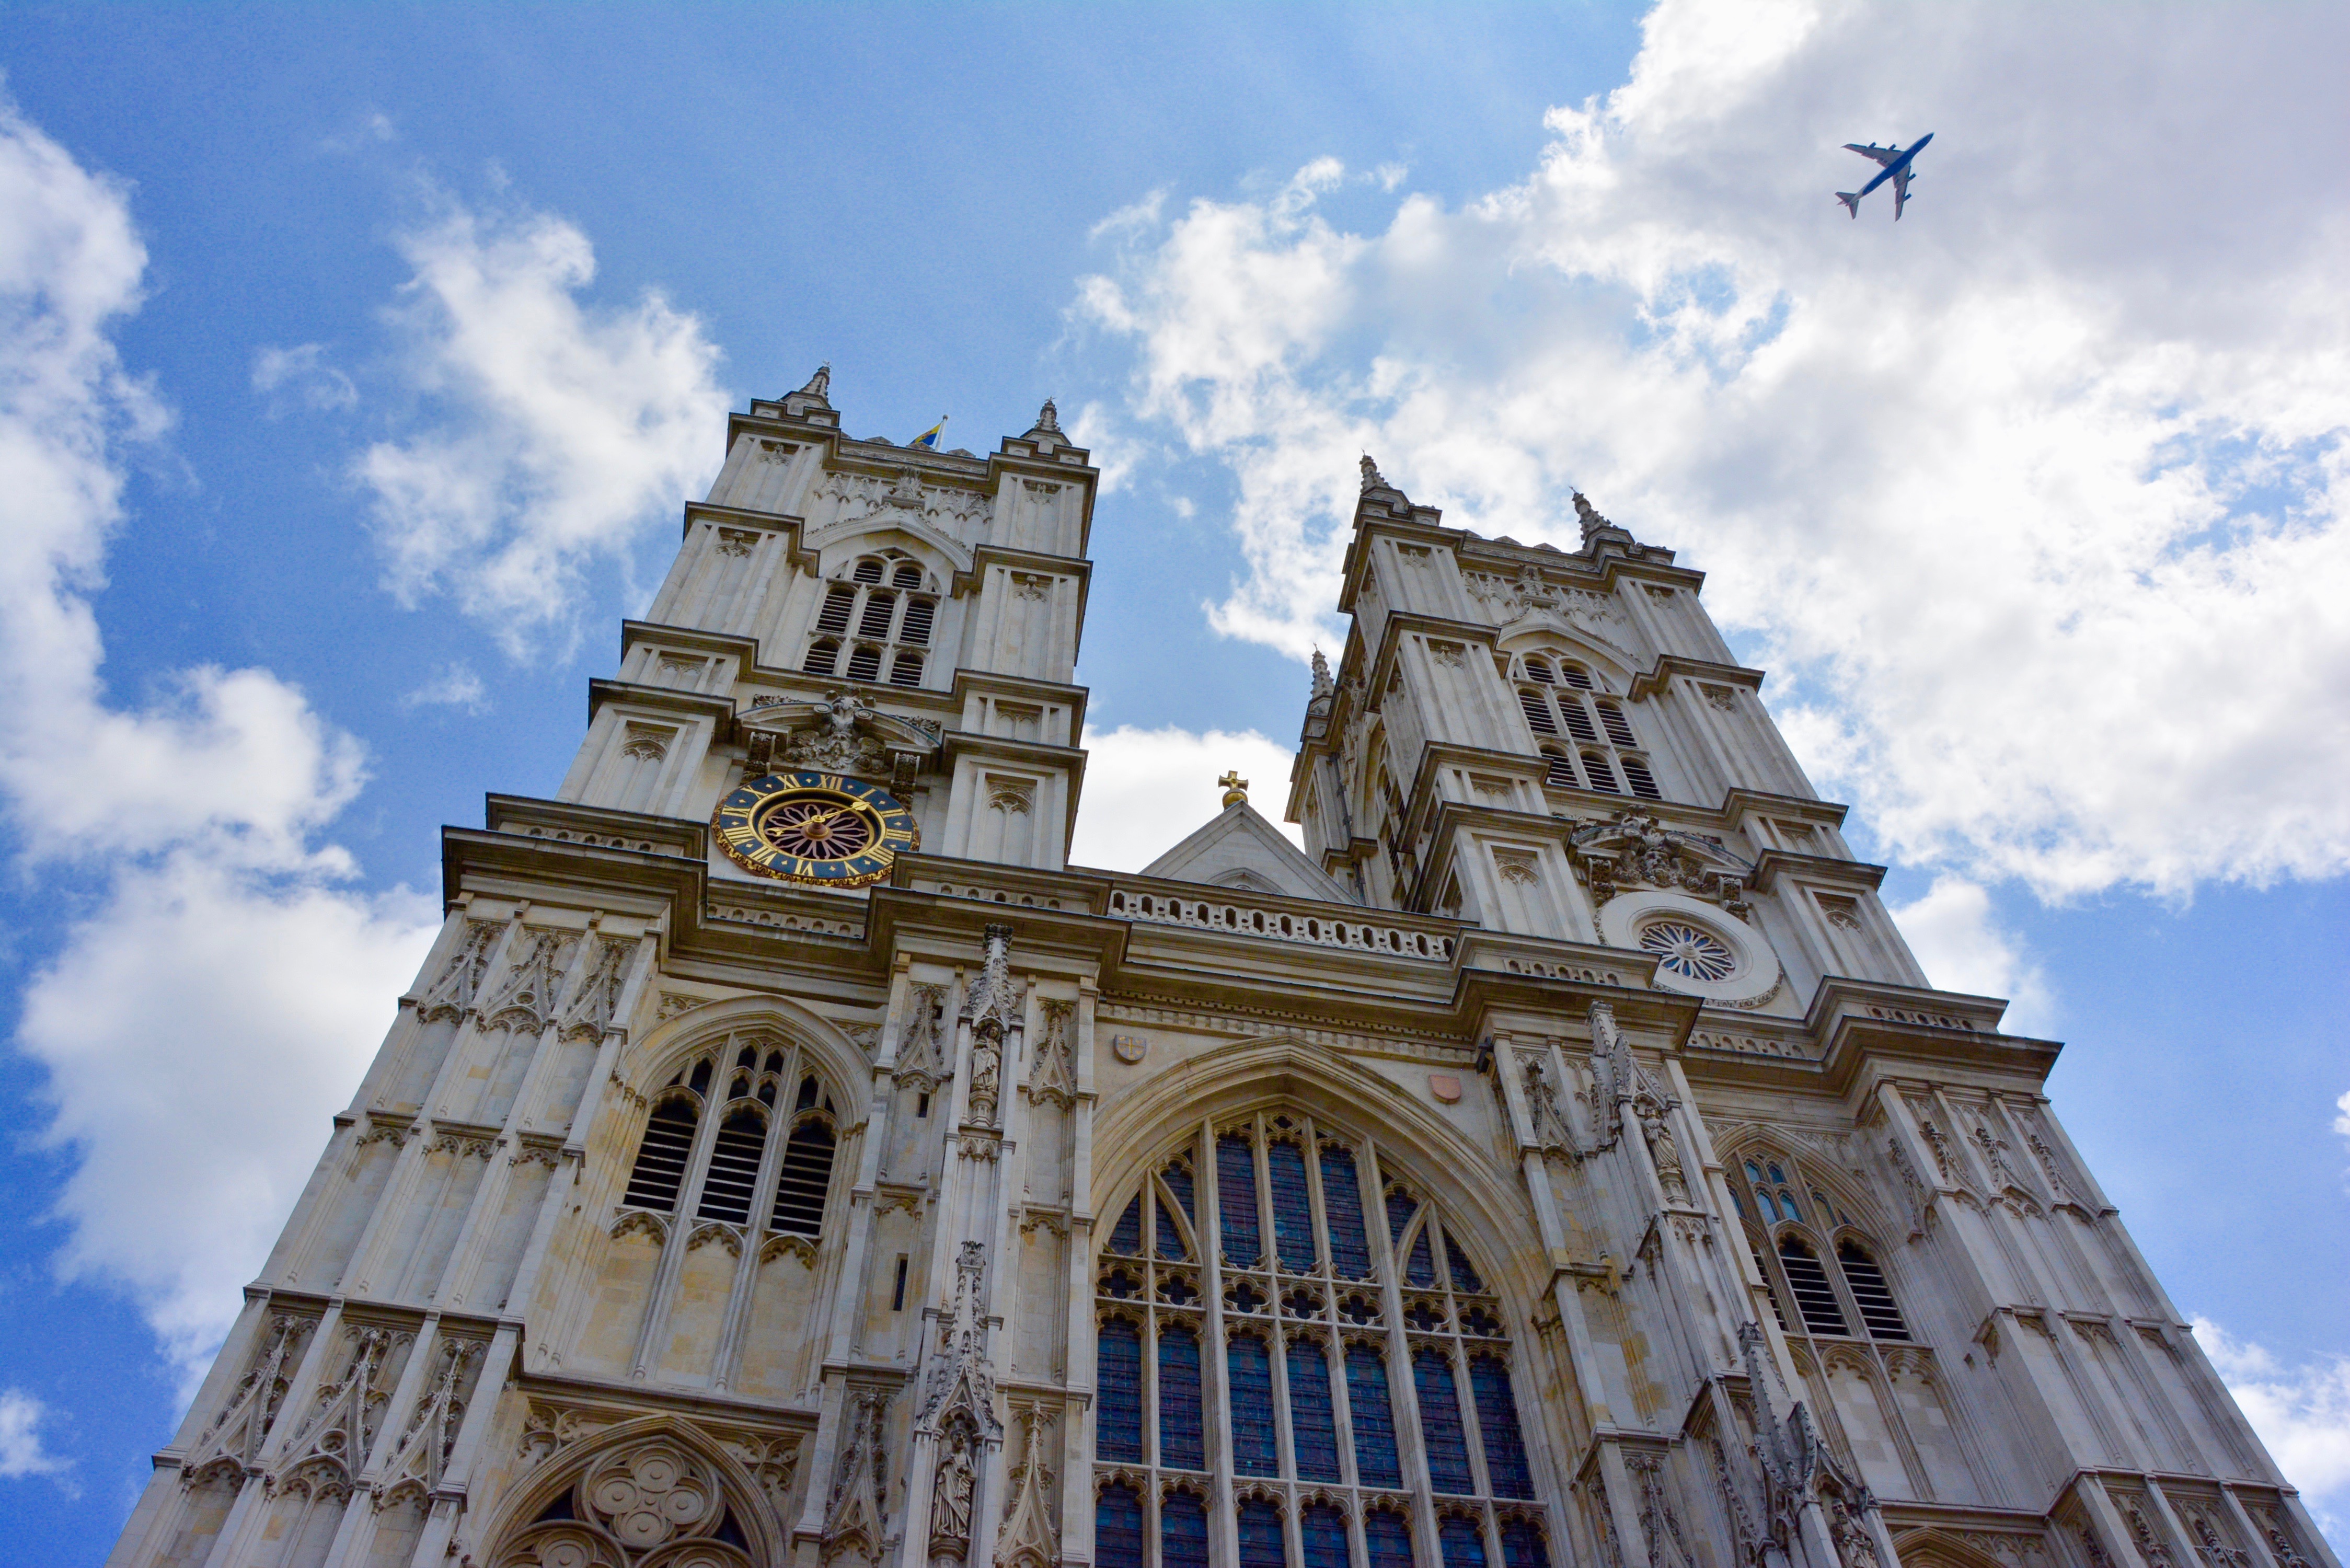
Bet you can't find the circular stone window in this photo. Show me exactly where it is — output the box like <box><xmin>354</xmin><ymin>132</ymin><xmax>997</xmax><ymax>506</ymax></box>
<box><xmin>1640</xmin><ymin>919</ymin><xmax>1737</xmax><ymax>982</ymax></box>
<box><xmin>1597</xmin><ymin>890</ymin><xmax>1784</xmax><ymax>1007</ymax></box>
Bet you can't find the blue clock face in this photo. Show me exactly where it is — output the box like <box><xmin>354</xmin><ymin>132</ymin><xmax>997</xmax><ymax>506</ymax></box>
<box><xmin>713</xmin><ymin>771</ymin><xmax>919</xmax><ymax>886</ymax></box>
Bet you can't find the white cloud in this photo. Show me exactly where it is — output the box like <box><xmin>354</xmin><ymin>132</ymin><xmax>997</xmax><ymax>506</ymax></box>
<box><xmin>1072</xmin><ymin>724</ymin><xmax>1303</xmax><ymax>872</ymax></box>
<box><xmin>356</xmin><ymin>193</ymin><xmax>730</xmax><ymax>655</ymax></box>
<box><xmin>0</xmin><ymin>94</ymin><xmax>440</xmax><ymax>1381</ymax></box>
<box><xmin>251</xmin><ymin>341</ymin><xmax>357</xmax><ymax>415</ymax></box>
<box><xmin>399</xmin><ymin>660</ymin><xmax>490</xmax><ymax>714</ymax></box>
<box><xmin>1073</xmin><ymin>0</ymin><xmax>2350</xmax><ymax>900</ymax></box>
<box><xmin>0</xmin><ymin>1390</ymin><xmax>72</xmax><ymax>1484</ymax></box>
<box><xmin>2194</xmin><ymin>1318</ymin><xmax>2350</xmax><ymax>1537</ymax></box>
<box><xmin>1886</xmin><ymin>876</ymin><xmax>2052</xmax><ymax>1034</ymax></box>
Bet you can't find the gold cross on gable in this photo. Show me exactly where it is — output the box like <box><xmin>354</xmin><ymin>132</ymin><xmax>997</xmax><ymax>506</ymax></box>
<box><xmin>1218</xmin><ymin>770</ymin><xmax>1249</xmax><ymax>807</ymax></box>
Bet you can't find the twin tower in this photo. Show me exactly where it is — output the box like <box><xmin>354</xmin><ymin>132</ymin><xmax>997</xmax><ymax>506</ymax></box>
<box><xmin>109</xmin><ymin>372</ymin><xmax>2327</xmax><ymax>1568</ymax></box>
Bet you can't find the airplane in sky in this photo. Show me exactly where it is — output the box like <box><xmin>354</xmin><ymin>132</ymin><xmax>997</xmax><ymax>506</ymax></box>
<box><xmin>1836</xmin><ymin>133</ymin><xmax>1933</xmax><ymax>219</ymax></box>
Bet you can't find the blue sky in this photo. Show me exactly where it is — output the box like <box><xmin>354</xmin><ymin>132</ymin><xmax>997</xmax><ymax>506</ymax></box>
<box><xmin>0</xmin><ymin>2</ymin><xmax>2345</xmax><ymax>1555</ymax></box>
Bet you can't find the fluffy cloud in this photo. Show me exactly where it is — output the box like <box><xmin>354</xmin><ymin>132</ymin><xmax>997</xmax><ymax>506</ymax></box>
<box><xmin>0</xmin><ymin>96</ymin><xmax>437</xmax><ymax>1378</ymax></box>
<box><xmin>0</xmin><ymin>1390</ymin><xmax>71</xmax><ymax>1485</ymax></box>
<box><xmin>400</xmin><ymin>660</ymin><xmax>490</xmax><ymax>714</ymax></box>
<box><xmin>1886</xmin><ymin>877</ymin><xmax>2051</xmax><ymax>1035</ymax></box>
<box><xmin>1073</xmin><ymin>0</ymin><xmax>2350</xmax><ymax>899</ymax></box>
<box><xmin>2194</xmin><ymin>1319</ymin><xmax>2350</xmax><ymax>1536</ymax></box>
<box><xmin>251</xmin><ymin>341</ymin><xmax>357</xmax><ymax>416</ymax></box>
<box><xmin>1071</xmin><ymin>724</ymin><xmax>1303</xmax><ymax>872</ymax></box>
<box><xmin>356</xmin><ymin>196</ymin><xmax>730</xmax><ymax>654</ymax></box>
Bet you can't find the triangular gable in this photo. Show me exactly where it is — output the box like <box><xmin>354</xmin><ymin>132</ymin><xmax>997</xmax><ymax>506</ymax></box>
<box><xmin>1137</xmin><ymin>803</ymin><xmax>1356</xmax><ymax>905</ymax></box>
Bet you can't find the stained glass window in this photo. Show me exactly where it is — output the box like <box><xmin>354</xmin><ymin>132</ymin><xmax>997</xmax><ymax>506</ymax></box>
<box><xmin>1415</xmin><ymin>1348</ymin><xmax>1476</xmax><ymax>1494</ymax></box>
<box><xmin>1288</xmin><ymin>1339</ymin><xmax>1341</xmax><ymax>1482</ymax></box>
<box><xmin>1164</xmin><ymin>1492</ymin><xmax>1210</xmax><ymax>1568</ymax></box>
<box><xmin>1160</xmin><ymin>1325</ymin><xmax>1205</xmax><ymax>1470</ymax></box>
<box><xmin>1108</xmin><ymin>1195</ymin><xmax>1143</xmax><ymax>1255</ymax></box>
<box><xmin>1469</xmin><ymin>1356</ymin><xmax>1531</xmax><ymax>1498</ymax></box>
<box><xmin>1367</xmin><ymin>1510</ymin><xmax>1416</xmax><ymax>1568</ymax></box>
<box><xmin>1301</xmin><ymin>1503</ymin><xmax>1350</xmax><ymax>1568</ymax></box>
<box><xmin>1229</xmin><ymin>1334</ymin><xmax>1278</xmax><ymax>1477</ymax></box>
<box><xmin>1269</xmin><ymin>1139</ymin><xmax>1317</xmax><ymax>1272</ymax></box>
<box><xmin>1347</xmin><ymin>1342</ymin><xmax>1403</xmax><ymax>1488</ymax></box>
<box><xmin>1440</xmin><ymin>1517</ymin><xmax>1489</xmax><ymax>1568</ymax></box>
<box><xmin>1238</xmin><ymin>1498</ymin><xmax>1288</xmax><ymax>1568</ymax></box>
<box><xmin>1098</xmin><ymin>1484</ymin><xmax>1145</xmax><ymax>1568</ymax></box>
<box><xmin>1098</xmin><ymin>1112</ymin><xmax>1546</xmax><ymax>1551</ymax></box>
<box><xmin>1220</xmin><ymin>1134</ymin><xmax>1263</xmax><ymax>1266</ymax></box>
<box><xmin>1321</xmin><ymin>1146</ymin><xmax>1373</xmax><ymax>1278</ymax></box>
<box><xmin>1098</xmin><ymin>1320</ymin><xmax>1144</xmax><ymax>1461</ymax></box>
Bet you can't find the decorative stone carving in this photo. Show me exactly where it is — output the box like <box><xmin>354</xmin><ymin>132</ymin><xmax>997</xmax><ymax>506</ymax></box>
<box><xmin>1568</xmin><ymin>810</ymin><xmax>1753</xmax><ymax>916</ymax></box>
<box><xmin>1027</xmin><ymin>999</ymin><xmax>1076</xmax><ymax>1108</ymax></box>
<box><xmin>494</xmin><ymin>1434</ymin><xmax>748</xmax><ymax>1568</ymax></box>
<box><xmin>374</xmin><ymin>1336</ymin><xmax>480</xmax><ymax>1502</ymax></box>
<box><xmin>716</xmin><ymin>528</ymin><xmax>759</xmax><ymax>558</ymax></box>
<box><xmin>743</xmin><ymin>691</ymin><xmax>940</xmax><ymax>786</ymax></box>
<box><xmin>823</xmin><ymin>1389</ymin><xmax>893</xmax><ymax>1565</ymax></box>
<box><xmin>560</xmin><ymin>938</ymin><xmax>637</xmax><ymax>1041</ymax></box>
<box><xmin>478</xmin><ymin>927</ymin><xmax>580</xmax><ymax>1032</ymax></box>
<box><xmin>896</xmin><ymin>985</ymin><xmax>950</xmax><ymax>1086</ymax></box>
<box><xmin>418</xmin><ymin>920</ymin><xmax>499</xmax><ymax>1021</ymax></box>
<box><xmin>986</xmin><ymin>777</ymin><xmax>1035</xmax><ymax>815</ymax></box>
<box><xmin>993</xmin><ymin>1406</ymin><xmax>1059</xmax><ymax>1568</ymax></box>
<box><xmin>186</xmin><ymin>1312</ymin><xmax>310</xmax><ymax>1481</ymax></box>
<box><xmin>962</xmin><ymin>927</ymin><xmax>1019</xmax><ymax>1129</ymax></box>
<box><xmin>1629</xmin><ymin>1452</ymin><xmax>1692</xmax><ymax>1568</ymax></box>
<box><xmin>919</xmin><ymin>1241</ymin><xmax>999</xmax><ymax>1437</ymax></box>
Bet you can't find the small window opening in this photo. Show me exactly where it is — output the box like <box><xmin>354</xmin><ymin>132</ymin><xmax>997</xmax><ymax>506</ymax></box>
<box><xmin>1518</xmin><ymin>690</ymin><xmax>1557</xmax><ymax>735</ymax></box>
<box><xmin>1778</xmin><ymin>1235</ymin><xmax>1851</xmax><ymax>1336</ymax></box>
<box><xmin>892</xmin><ymin>1255</ymin><xmax>909</xmax><ymax>1310</ymax></box>
<box><xmin>1560</xmin><ymin>699</ymin><xmax>1600</xmax><ymax>744</ymax></box>
<box><xmin>856</xmin><ymin>591</ymin><xmax>896</xmax><ymax>640</ymax></box>
<box><xmin>889</xmin><ymin>650</ymin><xmax>924</xmax><ymax>687</ymax></box>
<box><xmin>1620</xmin><ymin>754</ymin><xmax>1662</xmax><ymax>800</ymax></box>
<box><xmin>1582</xmin><ymin>752</ymin><xmax>1621</xmax><ymax>792</ymax></box>
<box><xmin>1524</xmin><ymin>657</ymin><xmax>1553</xmax><ymax>684</ymax></box>
<box><xmin>815</xmin><ymin>584</ymin><xmax>857</xmax><ymax>633</ymax></box>
<box><xmin>853</xmin><ymin>558</ymin><xmax>884</xmax><ymax>583</ymax></box>
<box><xmin>899</xmin><ymin>597</ymin><xmax>936</xmax><ymax>645</ymax></box>
<box><xmin>1542</xmin><ymin>753</ymin><xmax>1579</xmax><ymax>790</ymax></box>
<box><xmin>845</xmin><ymin>644</ymin><xmax>882</xmax><ymax>682</ymax></box>
<box><xmin>1597</xmin><ymin>701</ymin><xmax>1639</xmax><ymax>748</ymax></box>
<box><xmin>916</xmin><ymin>1090</ymin><xmax>930</xmax><ymax>1118</ymax></box>
<box><xmin>1837</xmin><ymin>1240</ymin><xmax>1911</xmax><ymax>1340</ymax></box>
<box><xmin>688</xmin><ymin>1059</ymin><xmax>713</xmax><ymax>1097</ymax></box>
<box><xmin>803</xmin><ymin>637</ymin><xmax>840</xmax><ymax>676</ymax></box>
<box><xmin>1559</xmin><ymin>663</ymin><xmax>1594</xmax><ymax>690</ymax></box>
<box><xmin>797</xmin><ymin>1075</ymin><xmax>820</xmax><ymax>1111</ymax></box>
<box><xmin>892</xmin><ymin>562</ymin><xmax>925</xmax><ymax>589</ymax></box>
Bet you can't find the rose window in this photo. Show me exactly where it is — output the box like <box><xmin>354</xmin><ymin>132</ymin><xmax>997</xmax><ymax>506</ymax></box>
<box><xmin>1640</xmin><ymin>919</ymin><xmax>1736</xmax><ymax>982</ymax></box>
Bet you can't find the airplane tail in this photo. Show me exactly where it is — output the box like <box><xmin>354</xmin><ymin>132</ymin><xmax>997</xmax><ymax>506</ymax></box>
<box><xmin>1835</xmin><ymin>191</ymin><xmax>1862</xmax><ymax>217</ymax></box>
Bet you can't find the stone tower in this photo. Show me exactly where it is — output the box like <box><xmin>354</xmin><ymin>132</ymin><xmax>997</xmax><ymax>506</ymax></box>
<box><xmin>107</xmin><ymin>383</ymin><xmax>2333</xmax><ymax>1568</ymax></box>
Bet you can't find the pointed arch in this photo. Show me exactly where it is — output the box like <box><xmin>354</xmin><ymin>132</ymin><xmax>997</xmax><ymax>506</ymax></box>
<box><xmin>475</xmin><ymin>1414</ymin><xmax>790</xmax><ymax>1568</ymax></box>
<box><xmin>1494</xmin><ymin>620</ymin><xmax>1635</xmax><ymax>690</ymax></box>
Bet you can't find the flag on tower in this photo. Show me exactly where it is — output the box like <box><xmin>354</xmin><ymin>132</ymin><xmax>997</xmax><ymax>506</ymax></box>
<box><xmin>910</xmin><ymin>416</ymin><xmax>948</xmax><ymax>451</ymax></box>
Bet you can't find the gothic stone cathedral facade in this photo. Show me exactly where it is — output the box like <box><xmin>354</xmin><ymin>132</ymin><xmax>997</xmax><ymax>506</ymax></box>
<box><xmin>108</xmin><ymin>373</ymin><xmax>2332</xmax><ymax>1568</ymax></box>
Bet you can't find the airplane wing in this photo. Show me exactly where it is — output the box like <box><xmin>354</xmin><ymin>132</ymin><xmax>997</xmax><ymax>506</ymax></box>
<box><xmin>1891</xmin><ymin>165</ymin><xmax>1913</xmax><ymax>218</ymax></box>
<box><xmin>1844</xmin><ymin>142</ymin><xmax>1902</xmax><ymax>167</ymax></box>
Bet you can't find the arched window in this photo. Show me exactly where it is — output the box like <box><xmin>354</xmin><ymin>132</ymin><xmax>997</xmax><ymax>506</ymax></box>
<box><xmin>1517</xmin><ymin>664</ymin><xmax>1661</xmax><ymax>800</ymax></box>
<box><xmin>616</xmin><ymin>1033</ymin><xmax>842</xmax><ymax>1247</ymax></box>
<box><xmin>804</xmin><ymin>553</ymin><xmax>940</xmax><ymax>686</ymax></box>
<box><xmin>1097</xmin><ymin>1111</ymin><xmax>1545</xmax><ymax>1560</ymax></box>
<box><xmin>1735</xmin><ymin>1148</ymin><xmax>1915</xmax><ymax>1346</ymax></box>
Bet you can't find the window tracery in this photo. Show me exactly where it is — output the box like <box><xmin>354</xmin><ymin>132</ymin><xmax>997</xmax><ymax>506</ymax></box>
<box><xmin>1096</xmin><ymin>1110</ymin><xmax>1547</xmax><ymax>1568</ymax></box>
<box><xmin>1512</xmin><ymin>658</ymin><xmax>1661</xmax><ymax>800</ymax></box>
<box><xmin>616</xmin><ymin>1034</ymin><xmax>843</xmax><ymax>1250</ymax></box>
<box><xmin>803</xmin><ymin>553</ymin><xmax>938</xmax><ymax>688</ymax></box>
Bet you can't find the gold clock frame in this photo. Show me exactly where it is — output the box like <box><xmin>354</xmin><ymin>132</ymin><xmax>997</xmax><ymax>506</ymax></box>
<box><xmin>713</xmin><ymin>770</ymin><xmax>919</xmax><ymax>887</ymax></box>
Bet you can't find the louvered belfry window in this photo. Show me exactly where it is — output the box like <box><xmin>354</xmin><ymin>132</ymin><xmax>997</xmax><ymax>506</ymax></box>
<box><xmin>616</xmin><ymin>1034</ymin><xmax>840</xmax><ymax>1248</ymax></box>
<box><xmin>1737</xmin><ymin>1148</ymin><xmax>1920</xmax><ymax>1348</ymax></box>
<box><xmin>802</xmin><ymin>553</ymin><xmax>939</xmax><ymax>687</ymax></box>
<box><xmin>1096</xmin><ymin>1110</ymin><xmax>1549</xmax><ymax>1568</ymax></box>
<box><xmin>1515</xmin><ymin>657</ymin><xmax>1662</xmax><ymax>800</ymax></box>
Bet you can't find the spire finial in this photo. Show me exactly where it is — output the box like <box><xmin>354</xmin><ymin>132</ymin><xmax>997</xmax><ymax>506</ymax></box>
<box><xmin>1036</xmin><ymin>397</ymin><xmax>1060</xmax><ymax>432</ymax></box>
<box><xmin>1218</xmin><ymin>770</ymin><xmax>1250</xmax><ymax>808</ymax></box>
<box><xmin>798</xmin><ymin>362</ymin><xmax>831</xmax><ymax>399</ymax></box>
<box><xmin>1360</xmin><ymin>454</ymin><xmax>1386</xmax><ymax>492</ymax></box>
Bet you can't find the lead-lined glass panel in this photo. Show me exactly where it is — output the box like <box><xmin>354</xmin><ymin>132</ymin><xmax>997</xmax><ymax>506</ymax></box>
<box><xmin>1097</xmin><ymin>1320</ymin><xmax>1144</xmax><ymax>1462</ymax></box>
<box><xmin>1320</xmin><ymin>1146</ymin><xmax>1372</xmax><ymax>1278</ymax></box>
<box><xmin>1302</xmin><ymin>1503</ymin><xmax>1350</xmax><ymax>1568</ymax></box>
<box><xmin>1107</xmin><ymin>1195</ymin><xmax>1143</xmax><ymax>1255</ymax></box>
<box><xmin>1219</xmin><ymin>1134</ymin><xmax>1263</xmax><ymax>1266</ymax></box>
<box><xmin>1386</xmin><ymin>1187</ymin><xmax>1418</xmax><ymax>1249</ymax></box>
<box><xmin>1157</xmin><ymin>1183</ymin><xmax>1190</xmax><ymax>1261</ymax></box>
<box><xmin>1346</xmin><ymin>1343</ymin><xmax>1403</xmax><ymax>1488</ymax></box>
<box><xmin>1287</xmin><ymin>1339</ymin><xmax>1341</xmax><ymax>1482</ymax></box>
<box><xmin>1414</xmin><ymin>1348</ymin><xmax>1474</xmax><ymax>1494</ymax></box>
<box><xmin>1238</xmin><ymin>1498</ymin><xmax>1288</xmax><ymax>1568</ymax></box>
<box><xmin>1469</xmin><ymin>1356</ymin><xmax>1531</xmax><ymax>1498</ymax></box>
<box><xmin>1406</xmin><ymin>1229</ymin><xmax>1438</xmax><ymax>1288</ymax></box>
<box><xmin>1269</xmin><ymin>1139</ymin><xmax>1317</xmax><ymax>1272</ymax></box>
<box><xmin>1443</xmin><ymin>1229</ymin><xmax>1483</xmax><ymax>1293</ymax></box>
<box><xmin>1501</xmin><ymin>1522</ymin><xmax>1549</xmax><ymax>1568</ymax></box>
<box><xmin>1164</xmin><ymin>1492</ymin><xmax>1209</xmax><ymax>1568</ymax></box>
<box><xmin>1098</xmin><ymin>1484</ymin><xmax>1145</xmax><ymax>1568</ymax></box>
<box><xmin>1160</xmin><ymin>1325</ymin><xmax>1205</xmax><ymax>1470</ymax></box>
<box><xmin>1367</xmin><ymin>1512</ymin><xmax>1416</xmax><ymax>1568</ymax></box>
<box><xmin>1228</xmin><ymin>1333</ymin><xmax>1278</xmax><ymax>1477</ymax></box>
<box><xmin>1439</xmin><ymin>1516</ymin><xmax>1488</xmax><ymax>1568</ymax></box>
